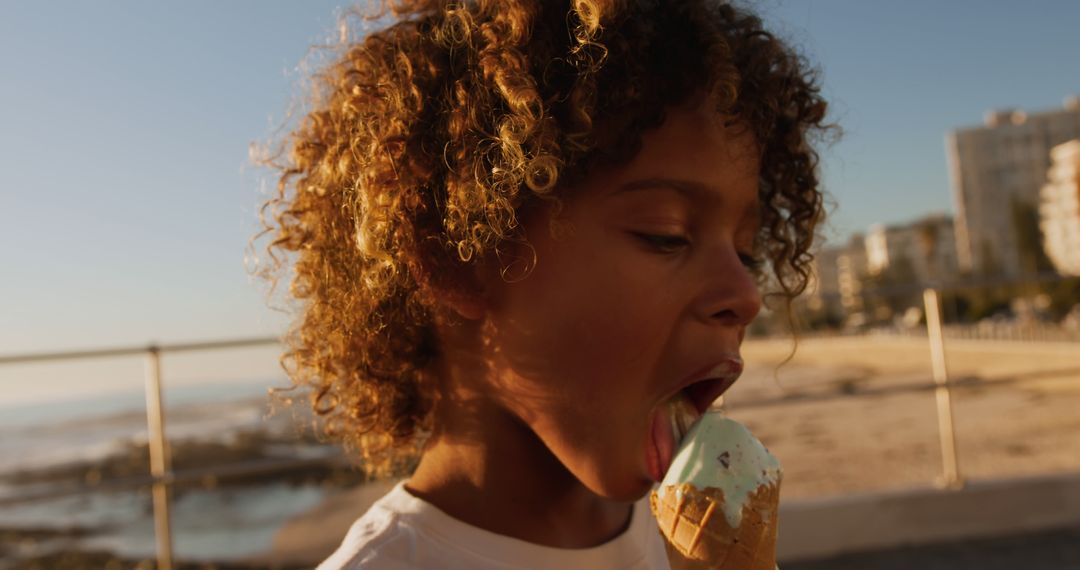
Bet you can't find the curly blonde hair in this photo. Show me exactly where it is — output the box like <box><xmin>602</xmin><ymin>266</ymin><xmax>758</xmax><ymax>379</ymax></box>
<box><xmin>257</xmin><ymin>0</ymin><xmax>831</xmax><ymax>476</ymax></box>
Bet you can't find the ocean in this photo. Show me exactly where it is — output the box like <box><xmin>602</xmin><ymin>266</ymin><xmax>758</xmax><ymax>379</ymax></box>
<box><xmin>0</xmin><ymin>379</ymin><xmax>343</xmax><ymax>564</ymax></box>
<box><xmin>0</xmin><ymin>380</ymin><xmax>280</xmax><ymax>473</ymax></box>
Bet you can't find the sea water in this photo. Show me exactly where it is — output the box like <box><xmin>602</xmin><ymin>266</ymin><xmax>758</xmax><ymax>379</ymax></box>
<box><xmin>0</xmin><ymin>379</ymin><xmax>337</xmax><ymax>563</ymax></box>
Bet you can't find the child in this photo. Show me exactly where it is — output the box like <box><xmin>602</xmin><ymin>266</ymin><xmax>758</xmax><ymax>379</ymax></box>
<box><xmin>259</xmin><ymin>0</ymin><xmax>828</xmax><ymax>567</ymax></box>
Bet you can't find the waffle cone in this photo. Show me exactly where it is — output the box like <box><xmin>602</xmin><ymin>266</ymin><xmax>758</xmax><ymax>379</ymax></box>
<box><xmin>650</xmin><ymin>482</ymin><xmax>780</xmax><ymax>570</ymax></box>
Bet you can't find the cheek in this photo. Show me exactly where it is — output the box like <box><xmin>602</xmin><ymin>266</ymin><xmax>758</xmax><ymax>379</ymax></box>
<box><xmin>488</xmin><ymin>225</ymin><xmax>684</xmax><ymax>401</ymax></box>
<box><xmin>566</xmin><ymin>290</ymin><xmax>665</xmax><ymax>384</ymax></box>
<box><xmin>531</xmin><ymin>257</ymin><xmax>674</xmax><ymax>395</ymax></box>
<box><xmin>578</xmin><ymin>249</ymin><xmax>679</xmax><ymax>357</ymax></box>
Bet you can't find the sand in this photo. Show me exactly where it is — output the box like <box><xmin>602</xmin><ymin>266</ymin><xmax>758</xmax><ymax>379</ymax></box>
<box><xmin>269</xmin><ymin>336</ymin><xmax>1080</xmax><ymax>564</ymax></box>
<box><xmin>729</xmin><ymin>336</ymin><xmax>1080</xmax><ymax>499</ymax></box>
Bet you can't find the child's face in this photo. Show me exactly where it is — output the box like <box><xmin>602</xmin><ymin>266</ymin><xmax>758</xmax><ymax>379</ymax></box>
<box><xmin>479</xmin><ymin>100</ymin><xmax>762</xmax><ymax>501</ymax></box>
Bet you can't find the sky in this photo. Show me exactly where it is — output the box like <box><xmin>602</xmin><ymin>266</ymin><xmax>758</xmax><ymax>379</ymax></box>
<box><xmin>1</xmin><ymin>1</ymin><xmax>1078</xmax><ymax>404</ymax></box>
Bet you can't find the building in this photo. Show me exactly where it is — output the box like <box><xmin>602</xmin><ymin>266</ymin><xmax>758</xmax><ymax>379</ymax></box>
<box><xmin>1040</xmin><ymin>140</ymin><xmax>1080</xmax><ymax>276</ymax></box>
<box><xmin>835</xmin><ymin>234</ymin><xmax>867</xmax><ymax>315</ymax></box>
<box><xmin>864</xmin><ymin>214</ymin><xmax>957</xmax><ymax>285</ymax></box>
<box><xmin>809</xmin><ymin>214</ymin><xmax>958</xmax><ymax>324</ymax></box>
<box><xmin>807</xmin><ymin>234</ymin><xmax>867</xmax><ymax>319</ymax></box>
<box><xmin>946</xmin><ymin>96</ymin><xmax>1080</xmax><ymax>276</ymax></box>
<box><xmin>807</xmin><ymin>245</ymin><xmax>842</xmax><ymax>317</ymax></box>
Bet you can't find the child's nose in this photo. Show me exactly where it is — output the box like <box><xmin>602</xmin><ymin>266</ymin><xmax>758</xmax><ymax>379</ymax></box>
<box><xmin>693</xmin><ymin>249</ymin><xmax>763</xmax><ymax>327</ymax></box>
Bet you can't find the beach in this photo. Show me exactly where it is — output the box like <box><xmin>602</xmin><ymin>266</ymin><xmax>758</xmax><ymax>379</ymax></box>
<box><xmin>733</xmin><ymin>336</ymin><xmax>1080</xmax><ymax>498</ymax></box>
<box><xmin>3</xmin><ymin>336</ymin><xmax>1079</xmax><ymax>568</ymax></box>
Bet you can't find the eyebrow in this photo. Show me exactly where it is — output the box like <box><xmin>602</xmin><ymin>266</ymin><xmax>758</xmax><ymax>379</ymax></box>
<box><xmin>611</xmin><ymin>177</ymin><xmax>713</xmax><ymax>199</ymax></box>
<box><xmin>609</xmin><ymin>177</ymin><xmax>761</xmax><ymax>225</ymax></box>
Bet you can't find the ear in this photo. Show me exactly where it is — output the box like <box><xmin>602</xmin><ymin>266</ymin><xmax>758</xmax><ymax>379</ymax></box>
<box><xmin>411</xmin><ymin>256</ymin><xmax>489</xmax><ymax>322</ymax></box>
<box><xmin>431</xmin><ymin>280</ymin><xmax>486</xmax><ymax>321</ymax></box>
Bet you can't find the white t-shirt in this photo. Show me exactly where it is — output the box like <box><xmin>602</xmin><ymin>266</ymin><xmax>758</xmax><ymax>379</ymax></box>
<box><xmin>318</xmin><ymin>481</ymin><xmax>671</xmax><ymax>569</ymax></box>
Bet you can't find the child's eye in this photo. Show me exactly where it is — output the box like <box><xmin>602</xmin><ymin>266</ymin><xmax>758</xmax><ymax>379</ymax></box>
<box><xmin>738</xmin><ymin>252</ymin><xmax>764</xmax><ymax>272</ymax></box>
<box><xmin>632</xmin><ymin>232</ymin><xmax>690</xmax><ymax>253</ymax></box>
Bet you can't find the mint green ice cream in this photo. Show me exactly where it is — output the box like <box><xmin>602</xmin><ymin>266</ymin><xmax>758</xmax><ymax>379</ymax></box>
<box><xmin>658</xmin><ymin>411</ymin><xmax>781</xmax><ymax>528</ymax></box>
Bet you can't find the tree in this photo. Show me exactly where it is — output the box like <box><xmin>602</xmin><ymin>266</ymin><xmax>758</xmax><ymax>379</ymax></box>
<box><xmin>1011</xmin><ymin>197</ymin><xmax>1055</xmax><ymax>275</ymax></box>
<box><xmin>860</xmin><ymin>254</ymin><xmax>920</xmax><ymax>323</ymax></box>
<box><xmin>915</xmin><ymin>220</ymin><xmax>940</xmax><ymax>283</ymax></box>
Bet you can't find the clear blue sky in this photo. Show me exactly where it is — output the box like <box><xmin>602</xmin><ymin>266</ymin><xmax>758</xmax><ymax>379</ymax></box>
<box><xmin>759</xmin><ymin>0</ymin><xmax>1080</xmax><ymax>244</ymax></box>
<box><xmin>1</xmin><ymin>2</ymin><xmax>1078</xmax><ymax>401</ymax></box>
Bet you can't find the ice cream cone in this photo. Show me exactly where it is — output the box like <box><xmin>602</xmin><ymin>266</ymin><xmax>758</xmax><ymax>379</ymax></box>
<box><xmin>649</xmin><ymin>408</ymin><xmax>782</xmax><ymax>570</ymax></box>
<box><xmin>651</xmin><ymin>481</ymin><xmax>780</xmax><ymax>570</ymax></box>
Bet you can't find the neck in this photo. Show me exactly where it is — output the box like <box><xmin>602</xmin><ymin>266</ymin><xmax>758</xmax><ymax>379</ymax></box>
<box><xmin>406</xmin><ymin>357</ymin><xmax>631</xmax><ymax>548</ymax></box>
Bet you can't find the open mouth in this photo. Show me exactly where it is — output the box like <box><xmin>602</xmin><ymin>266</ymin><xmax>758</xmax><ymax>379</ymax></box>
<box><xmin>678</xmin><ymin>357</ymin><xmax>744</xmax><ymax>416</ymax></box>
<box><xmin>647</xmin><ymin>358</ymin><xmax>744</xmax><ymax>482</ymax></box>
<box><xmin>681</xmin><ymin>375</ymin><xmax>738</xmax><ymax>414</ymax></box>
<box><xmin>666</xmin><ymin>376</ymin><xmax>736</xmax><ymax>448</ymax></box>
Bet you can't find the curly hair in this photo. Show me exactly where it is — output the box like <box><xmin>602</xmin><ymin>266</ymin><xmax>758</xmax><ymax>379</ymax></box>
<box><xmin>256</xmin><ymin>0</ymin><xmax>831</xmax><ymax>476</ymax></box>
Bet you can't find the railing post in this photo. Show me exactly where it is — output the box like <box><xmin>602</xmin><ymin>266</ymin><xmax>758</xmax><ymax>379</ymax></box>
<box><xmin>923</xmin><ymin>289</ymin><xmax>964</xmax><ymax>490</ymax></box>
<box><xmin>144</xmin><ymin>345</ymin><xmax>174</xmax><ymax>570</ymax></box>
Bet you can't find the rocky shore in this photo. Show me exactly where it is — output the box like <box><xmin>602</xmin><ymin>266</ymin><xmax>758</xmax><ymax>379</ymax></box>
<box><xmin>0</xmin><ymin>420</ymin><xmax>366</xmax><ymax>569</ymax></box>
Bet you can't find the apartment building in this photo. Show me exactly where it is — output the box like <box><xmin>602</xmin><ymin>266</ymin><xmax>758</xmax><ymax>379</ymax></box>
<box><xmin>835</xmin><ymin>235</ymin><xmax>867</xmax><ymax>315</ymax></box>
<box><xmin>865</xmin><ymin>214</ymin><xmax>958</xmax><ymax>285</ymax></box>
<box><xmin>946</xmin><ymin>96</ymin><xmax>1080</xmax><ymax>276</ymax></box>
<box><xmin>1040</xmin><ymin>140</ymin><xmax>1080</xmax><ymax>276</ymax></box>
<box><xmin>808</xmin><ymin>234</ymin><xmax>867</xmax><ymax>318</ymax></box>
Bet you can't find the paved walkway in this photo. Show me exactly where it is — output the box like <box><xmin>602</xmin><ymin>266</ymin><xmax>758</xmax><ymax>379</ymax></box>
<box><xmin>785</xmin><ymin>523</ymin><xmax>1080</xmax><ymax>570</ymax></box>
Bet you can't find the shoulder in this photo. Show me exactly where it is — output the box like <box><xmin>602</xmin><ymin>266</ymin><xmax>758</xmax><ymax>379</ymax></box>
<box><xmin>317</xmin><ymin>482</ymin><xmax>671</xmax><ymax>570</ymax></box>
<box><xmin>316</xmin><ymin>483</ymin><xmax>419</xmax><ymax>570</ymax></box>
<box><xmin>316</xmin><ymin>481</ymin><xmax>499</xmax><ymax>570</ymax></box>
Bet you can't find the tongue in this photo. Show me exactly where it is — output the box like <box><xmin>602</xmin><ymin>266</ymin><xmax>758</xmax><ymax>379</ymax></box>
<box><xmin>669</xmin><ymin>392</ymin><xmax>698</xmax><ymax>443</ymax></box>
<box><xmin>651</xmin><ymin>405</ymin><xmax>676</xmax><ymax>481</ymax></box>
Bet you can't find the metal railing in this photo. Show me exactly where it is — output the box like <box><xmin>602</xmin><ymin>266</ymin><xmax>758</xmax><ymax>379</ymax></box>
<box><xmin>923</xmin><ymin>288</ymin><xmax>963</xmax><ymax>489</ymax></box>
<box><xmin>0</xmin><ymin>336</ymin><xmax>283</xmax><ymax>570</ymax></box>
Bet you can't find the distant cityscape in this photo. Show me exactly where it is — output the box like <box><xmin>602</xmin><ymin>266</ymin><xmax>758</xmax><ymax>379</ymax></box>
<box><xmin>801</xmin><ymin>96</ymin><xmax>1080</xmax><ymax>332</ymax></box>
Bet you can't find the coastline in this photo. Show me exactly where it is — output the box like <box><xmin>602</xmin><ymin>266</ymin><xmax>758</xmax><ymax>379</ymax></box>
<box><xmin>3</xmin><ymin>337</ymin><xmax>1079</xmax><ymax>567</ymax></box>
